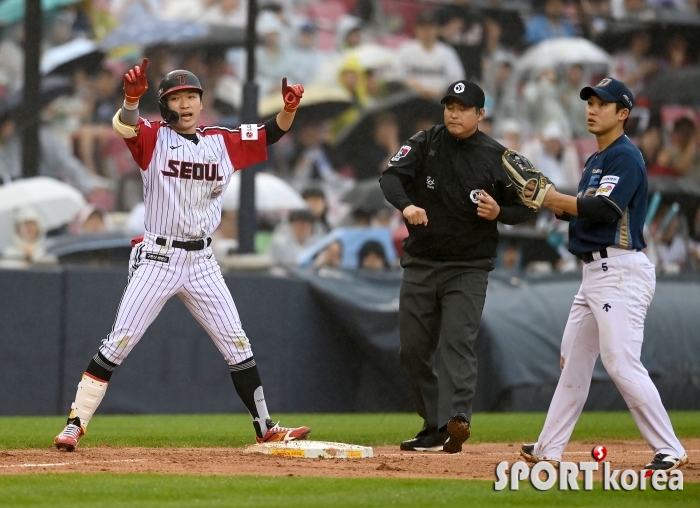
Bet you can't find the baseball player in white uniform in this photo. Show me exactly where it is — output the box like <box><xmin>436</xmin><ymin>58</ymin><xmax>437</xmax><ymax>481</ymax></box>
<box><xmin>55</xmin><ymin>59</ymin><xmax>310</xmax><ymax>450</ymax></box>
<box><xmin>518</xmin><ymin>78</ymin><xmax>687</xmax><ymax>471</ymax></box>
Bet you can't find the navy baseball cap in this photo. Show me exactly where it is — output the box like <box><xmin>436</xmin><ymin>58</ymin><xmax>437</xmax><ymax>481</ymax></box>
<box><xmin>441</xmin><ymin>80</ymin><xmax>485</xmax><ymax>108</ymax></box>
<box><xmin>580</xmin><ymin>77</ymin><xmax>634</xmax><ymax>110</ymax></box>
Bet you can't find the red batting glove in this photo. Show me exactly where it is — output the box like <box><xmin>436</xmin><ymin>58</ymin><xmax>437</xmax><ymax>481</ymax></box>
<box><xmin>281</xmin><ymin>77</ymin><xmax>304</xmax><ymax>113</ymax></box>
<box><xmin>123</xmin><ymin>58</ymin><xmax>149</xmax><ymax>105</ymax></box>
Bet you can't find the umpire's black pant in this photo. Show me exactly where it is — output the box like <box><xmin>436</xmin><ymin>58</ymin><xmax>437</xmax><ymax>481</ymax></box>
<box><xmin>399</xmin><ymin>253</ymin><xmax>491</xmax><ymax>435</ymax></box>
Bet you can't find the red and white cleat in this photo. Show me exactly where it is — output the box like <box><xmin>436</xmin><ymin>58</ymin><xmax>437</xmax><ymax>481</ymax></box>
<box><xmin>54</xmin><ymin>417</ymin><xmax>85</xmax><ymax>451</ymax></box>
<box><xmin>256</xmin><ymin>420</ymin><xmax>311</xmax><ymax>444</ymax></box>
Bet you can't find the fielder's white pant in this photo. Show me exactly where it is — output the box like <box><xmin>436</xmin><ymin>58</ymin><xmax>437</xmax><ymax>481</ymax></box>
<box><xmin>535</xmin><ymin>249</ymin><xmax>685</xmax><ymax>461</ymax></box>
<box><xmin>99</xmin><ymin>232</ymin><xmax>252</xmax><ymax>366</ymax></box>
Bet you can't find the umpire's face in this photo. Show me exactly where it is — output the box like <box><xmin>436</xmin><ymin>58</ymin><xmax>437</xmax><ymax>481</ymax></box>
<box><xmin>165</xmin><ymin>89</ymin><xmax>204</xmax><ymax>134</ymax></box>
<box><xmin>444</xmin><ymin>99</ymin><xmax>485</xmax><ymax>139</ymax></box>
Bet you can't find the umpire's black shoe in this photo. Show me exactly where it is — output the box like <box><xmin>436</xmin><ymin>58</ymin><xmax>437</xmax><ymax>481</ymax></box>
<box><xmin>443</xmin><ymin>413</ymin><xmax>471</xmax><ymax>454</ymax></box>
<box><xmin>400</xmin><ymin>431</ymin><xmax>448</xmax><ymax>452</ymax></box>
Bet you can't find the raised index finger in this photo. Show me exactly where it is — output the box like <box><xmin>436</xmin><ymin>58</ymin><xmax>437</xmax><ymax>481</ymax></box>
<box><xmin>140</xmin><ymin>58</ymin><xmax>149</xmax><ymax>73</ymax></box>
<box><xmin>281</xmin><ymin>77</ymin><xmax>287</xmax><ymax>91</ymax></box>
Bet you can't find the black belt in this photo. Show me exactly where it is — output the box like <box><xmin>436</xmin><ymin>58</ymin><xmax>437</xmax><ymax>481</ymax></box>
<box><xmin>578</xmin><ymin>248</ymin><xmax>608</xmax><ymax>264</ymax></box>
<box><xmin>156</xmin><ymin>237</ymin><xmax>211</xmax><ymax>251</ymax></box>
<box><xmin>578</xmin><ymin>248</ymin><xmax>641</xmax><ymax>264</ymax></box>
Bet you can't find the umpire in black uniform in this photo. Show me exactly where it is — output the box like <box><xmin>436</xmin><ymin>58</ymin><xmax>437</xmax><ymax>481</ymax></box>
<box><xmin>380</xmin><ymin>80</ymin><xmax>531</xmax><ymax>453</ymax></box>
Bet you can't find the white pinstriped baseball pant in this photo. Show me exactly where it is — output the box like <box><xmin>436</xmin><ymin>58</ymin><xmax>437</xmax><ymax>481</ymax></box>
<box><xmin>99</xmin><ymin>232</ymin><xmax>252</xmax><ymax>366</ymax></box>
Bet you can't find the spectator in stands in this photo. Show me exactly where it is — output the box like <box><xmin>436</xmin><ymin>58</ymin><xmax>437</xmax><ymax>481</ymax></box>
<box><xmin>613</xmin><ymin>30</ymin><xmax>658</xmax><ymax>97</ymax></box>
<box><xmin>524</xmin><ymin>0</ymin><xmax>576</xmax><ymax>46</ymax></box>
<box><xmin>288</xmin><ymin>20</ymin><xmax>326</xmax><ymax>86</ymax></box>
<box><xmin>1</xmin><ymin>206</ymin><xmax>55</xmax><ymax>266</ymax></box>
<box><xmin>211</xmin><ymin>210</ymin><xmax>239</xmax><ymax>260</ymax></box>
<box><xmin>689</xmin><ymin>205</ymin><xmax>700</xmax><ymax>267</ymax></box>
<box><xmin>483</xmin><ymin>57</ymin><xmax>518</xmax><ymax>121</ymax></box>
<box><xmin>351</xmin><ymin>207</ymin><xmax>373</xmax><ymax>227</ymax></box>
<box><xmin>662</xmin><ymin>33</ymin><xmax>693</xmax><ymax>72</ymax></box>
<box><xmin>269</xmin><ymin>209</ymin><xmax>321</xmax><ymax>265</ymax></box>
<box><xmin>70</xmin><ymin>205</ymin><xmax>108</xmax><ymax>234</ymax></box>
<box><xmin>0</xmin><ymin>117</ymin><xmax>106</xmax><ymax>196</ymax></box>
<box><xmin>0</xmin><ymin>25</ymin><xmax>24</xmax><ymax>98</ymax></box>
<box><xmin>358</xmin><ymin>240</ymin><xmax>389</xmax><ymax>270</ymax></box>
<box><xmin>330</xmin><ymin>54</ymin><xmax>371</xmax><ymax>138</ymax></box>
<box><xmin>637</xmin><ymin>125</ymin><xmax>664</xmax><ymax>170</ymax></box>
<box><xmin>434</xmin><ymin>0</ymin><xmax>486</xmax><ymax>81</ymax></box>
<box><xmin>496</xmin><ymin>118</ymin><xmax>524</xmax><ymax>151</ymax></box>
<box><xmin>250</xmin><ymin>10</ymin><xmax>295</xmax><ymax>97</ymax></box>
<box><xmin>313</xmin><ymin>239</ymin><xmax>343</xmax><ymax>268</ymax></box>
<box><xmin>520</xmin><ymin>121</ymin><xmax>581</xmax><ymax>190</ymax></box>
<box><xmin>350</xmin><ymin>112</ymin><xmax>401</xmax><ymax>180</ymax></box>
<box><xmin>302</xmin><ymin>187</ymin><xmax>331</xmax><ymax>234</ymax></box>
<box><xmin>559</xmin><ymin>64</ymin><xmax>589</xmax><ymax>138</ymax></box>
<box><xmin>522</xmin><ymin>67</ymin><xmax>571</xmax><ymax>137</ymax></box>
<box><xmin>200</xmin><ymin>0</ymin><xmax>247</xmax><ymax>27</ymax></box>
<box><xmin>283</xmin><ymin>118</ymin><xmax>340</xmax><ymax>191</ymax></box>
<box><xmin>392</xmin><ymin>10</ymin><xmax>465</xmax><ymax>100</ymax></box>
<box><xmin>655</xmin><ymin>118</ymin><xmax>700</xmax><ymax>177</ymax></box>
<box><xmin>335</xmin><ymin>15</ymin><xmax>364</xmax><ymax>52</ymax></box>
<box><xmin>650</xmin><ymin>203</ymin><xmax>689</xmax><ymax>272</ymax></box>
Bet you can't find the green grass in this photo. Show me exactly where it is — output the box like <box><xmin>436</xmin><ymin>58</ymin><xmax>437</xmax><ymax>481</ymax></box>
<box><xmin>1</xmin><ymin>411</ymin><xmax>698</xmax><ymax>450</ymax></box>
<box><xmin>0</xmin><ymin>475</ymin><xmax>697</xmax><ymax>508</ymax></box>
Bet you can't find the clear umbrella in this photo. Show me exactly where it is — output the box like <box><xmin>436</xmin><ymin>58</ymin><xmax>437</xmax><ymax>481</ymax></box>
<box><xmin>222</xmin><ymin>172</ymin><xmax>306</xmax><ymax>211</ymax></box>
<box><xmin>515</xmin><ymin>37</ymin><xmax>613</xmax><ymax>76</ymax></box>
<box><xmin>0</xmin><ymin>177</ymin><xmax>86</xmax><ymax>248</ymax></box>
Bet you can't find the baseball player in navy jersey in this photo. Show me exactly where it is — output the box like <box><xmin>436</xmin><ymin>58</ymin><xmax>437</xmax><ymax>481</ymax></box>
<box><xmin>519</xmin><ymin>78</ymin><xmax>688</xmax><ymax>471</ymax></box>
<box><xmin>55</xmin><ymin>59</ymin><xmax>310</xmax><ymax>450</ymax></box>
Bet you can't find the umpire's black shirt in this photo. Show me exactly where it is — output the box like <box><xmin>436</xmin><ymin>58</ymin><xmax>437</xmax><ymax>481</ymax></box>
<box><xmin>380</xmin><ymin>125</ymin><xmax>531</xmax><ymax>262</ymax></box>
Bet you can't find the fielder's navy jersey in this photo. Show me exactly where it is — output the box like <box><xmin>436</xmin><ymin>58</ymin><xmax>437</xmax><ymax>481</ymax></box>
<box><xmin>568</xmin><ymin>135</ymin><xmax>647</xmax><ymax>255</ymax></box>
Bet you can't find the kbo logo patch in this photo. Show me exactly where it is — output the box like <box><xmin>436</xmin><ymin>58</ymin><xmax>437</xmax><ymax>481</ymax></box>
<box><xmin>391</xmin><ymin>145</ymin><xmax>411</xmax><ymax>162</ymax></box>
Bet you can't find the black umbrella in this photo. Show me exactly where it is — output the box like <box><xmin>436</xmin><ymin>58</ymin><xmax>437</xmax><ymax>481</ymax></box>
<box><xmin>0</xmin><ymin>75</ymin><xmax>73</xmax><ymax>122</ymax></box>
<box><xmin>332</xmin><ymin>90</ymin><xmax>444</xmax><ymax>164</ymax></box>
<box><xmin>593</xmin><ymin>9</ymin><xmax>700</xmax><ymax>54</ymax></box>
<box><xmin>341</xmin><ymin>178</ymin><xmax>391</xmax><ymax>213</ymax></box>
<box><xmin>40</xmin><ymin>38</ymin><xmax>104</xmax><ymax>76</ymax></box>
<box><xmin>639</xmin><ymin>66</ymin><xmax>700</xmax><ymax>108</ymax></box>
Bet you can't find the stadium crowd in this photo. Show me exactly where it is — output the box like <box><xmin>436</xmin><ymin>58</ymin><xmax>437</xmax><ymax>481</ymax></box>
<box><xmin>0</xmin><ymin>0</ymin><xmax>699</xmax><ymax>272</ymax></box>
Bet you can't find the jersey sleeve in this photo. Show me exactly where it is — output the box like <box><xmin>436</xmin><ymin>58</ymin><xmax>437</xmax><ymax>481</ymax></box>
<box><xmin>113</xmin><ymin>110</ymin><xmax>159</xmax><ymax>171</ymax></box>
<box><xmin>385</xmin><ymin>130</ymin><xmax>428</xmax><ymax>179</ymax></box>
<box><xmin>222</xmin><ymin>124</ymin><xmax>268</xmax><ymax>170</ymax></box>
<box><xmin>594</xmin><ymin>151</ymin><xmax>644</xmax><ymax>216</ymax></box>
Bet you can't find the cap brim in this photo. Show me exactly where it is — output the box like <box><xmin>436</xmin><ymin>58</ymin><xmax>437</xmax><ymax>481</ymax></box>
<box><xmin>580</xmin><ymin>86</ymin><xmax>618</xmax><ymax>104</ymax></box>
<box><xmin>440</xmin><ymin>94</ymin><xmax>480</xmax><ymax>107</ymax></box>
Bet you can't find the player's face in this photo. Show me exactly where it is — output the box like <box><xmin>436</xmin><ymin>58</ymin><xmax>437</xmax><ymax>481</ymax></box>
<box><xmin>585</xmin><ymin>95</ymin><xmax>628</xmax><ymax>135</ymax></box>
<box><xmin>166</xmin><ymin>89</ymin><xmax>203</xmax><ymax>134</ymax></box>
<box><xmin>444</xmin><ymin>101</ymin><xmax>484</xmax><ymax>139</ymax></box>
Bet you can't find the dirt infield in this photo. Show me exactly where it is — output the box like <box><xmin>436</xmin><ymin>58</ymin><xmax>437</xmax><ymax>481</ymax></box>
<box><xmin>1</xmin><ymin>439</ymin><xmax>698</xmax><ymax>481</ymax></box>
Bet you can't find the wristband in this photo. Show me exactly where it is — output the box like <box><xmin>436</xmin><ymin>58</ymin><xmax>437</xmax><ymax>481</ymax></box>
<box><xmin>123</xmin><ymin>99</ymin><xmax>139</xmax><ymax>110</ymax></box>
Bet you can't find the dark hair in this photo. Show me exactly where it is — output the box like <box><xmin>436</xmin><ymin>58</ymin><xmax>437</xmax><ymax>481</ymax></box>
<box><xmin>301</xmin><ymin>188</ymin><xmax>326</xmax><ymax>200</ymax></box>
<box><xmin>673</xmin><ymin>117</ymin><xmax>696</xmax><ymax>133</ymax></box>
<box><xmin>615</xmin><ymin>102</ymin><xmax>629</xmax><ymax>127</ymax></box>
<box><xmin>289</xmin><ymin>209</ymin><xmax>315</xmax><ymax>223</ymax></box>
<box><xmin>358</xmin><ymin>241</ymin><xmax>388</xmax><ymax>268</ymax></box>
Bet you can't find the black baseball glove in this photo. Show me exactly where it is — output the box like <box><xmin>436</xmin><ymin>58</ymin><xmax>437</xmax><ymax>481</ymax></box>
<box><xmin>501</xmin><ymin>149</ymin><xmax>554</xmax><ymax>211</ymax></box>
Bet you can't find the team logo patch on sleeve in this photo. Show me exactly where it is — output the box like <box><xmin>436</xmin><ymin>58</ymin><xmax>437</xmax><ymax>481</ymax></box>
<box><xmin>391</xmin><ymin>145</ymin><xmax>411</xmax><ymax>162</ymax></box>
<box><xmin>596</xmin><ymin>183</ymin><xmax>616</xmax><ymax>196</ymax></box>
<box><xmin>241</xmin><ymin>124</ymin><xmax>258</xmax><ymax>140</ymax></box>
<box><xmin>600</xmin><ymin>175</ymin><xmax>620</xmax><ymax>184</ymax></box>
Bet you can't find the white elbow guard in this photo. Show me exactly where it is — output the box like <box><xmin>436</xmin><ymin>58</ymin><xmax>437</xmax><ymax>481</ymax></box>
<box><xmin>112</xmin><ymin>110</ymin><xmax>138</xmax><ymax>139</ymax></box>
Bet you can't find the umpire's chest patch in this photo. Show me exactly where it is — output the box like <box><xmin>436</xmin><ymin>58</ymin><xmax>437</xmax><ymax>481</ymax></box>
<box><xmin>146</xmin><ymin>253</ymin><xmax>170</xmax><ymax>263</ymax></box>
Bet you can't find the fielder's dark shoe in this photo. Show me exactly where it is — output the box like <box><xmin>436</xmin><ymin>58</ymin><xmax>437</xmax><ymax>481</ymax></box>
<box><xmin>520</xmin><ymin>443</ymin><xmax>538</xmax><ymax>463</ymax></box>
<box><xmin>443</xmin><ymin>413</ymin><xmax>471</xmax><ymax>454</ymax></box>
<box><xmin>400</xmin><ymin>430</ymin><xmax>448</xmax><ymax>451</ymax></box>
<box><xmin>645</xmin><ymin>453</ymin><xmax>689</xmax><ymax>471</ymax></box>
<box><xmin>520</xmin><ymin>443</ymin><xmax>560</xmax><ymax>468</ymax></box>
